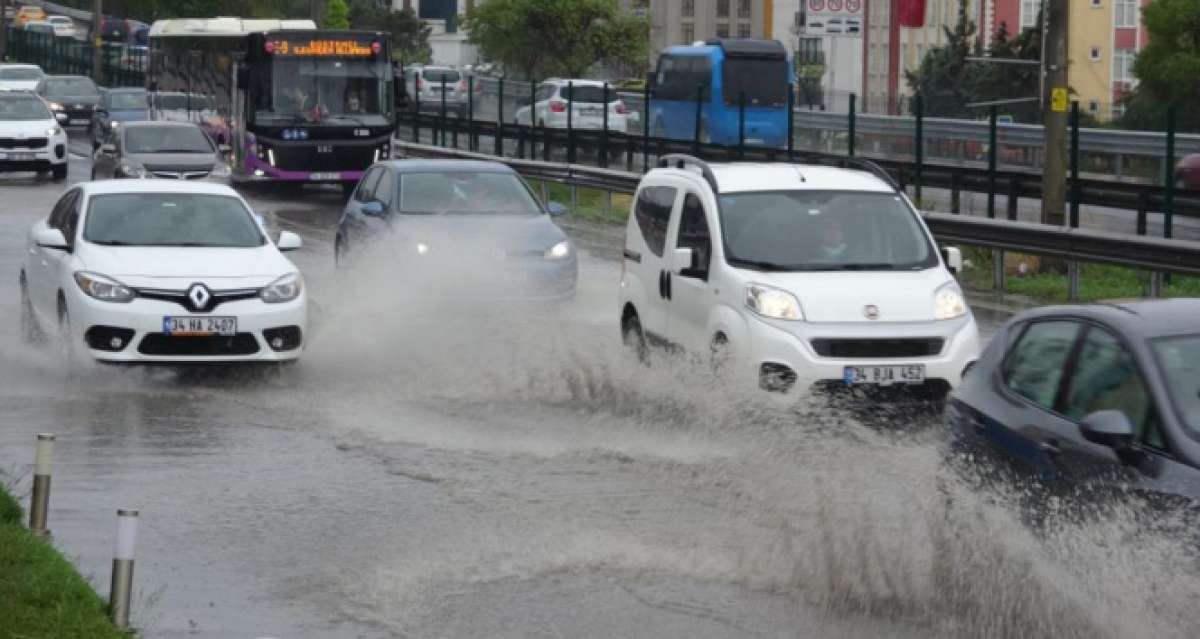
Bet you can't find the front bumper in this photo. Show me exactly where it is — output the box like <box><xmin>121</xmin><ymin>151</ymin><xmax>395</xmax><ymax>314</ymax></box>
<box><xmin>0</xmin><ymin>138</ymin><xmax>68</xmax><ymax>171</ymax></box>
<box><xmin>68</xmin><ymin>293</ymin><xmax>307</xmax><ymax>363</ymax></box>
<box><xmin>744</xmin><ymin>313</ymin><xmax>982</xmax><ymax>392</ymax></box>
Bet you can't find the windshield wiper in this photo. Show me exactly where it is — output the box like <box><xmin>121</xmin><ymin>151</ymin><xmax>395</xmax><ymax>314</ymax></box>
<box><xmin>728</xmin><ymin>257</ymin><xmax>791</xmax><ymax>271</ymax></box>
<box><xmin>827</xmin><ymin>263</ymin><xmax>902</xmax><ymax>271</ymax></box>
<box><xmin>90</xmin><ymin>239</ymin><xmax>133</xmax><ymax>246</ymax></box>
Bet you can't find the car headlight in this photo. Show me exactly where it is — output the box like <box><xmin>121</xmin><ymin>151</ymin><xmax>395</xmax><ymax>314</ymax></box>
<box><xmin>210</xmin><ymin>162</ymin><xmax>231</xmax><ymax>178</ymax></box>
<box><xmin>260</xmin><ymin>273</ymin><xmax>303</xmax><ymax>304</ymax></box>
<box><xmin>934</xmin><ymin>283</ymin><xmax>967</xmax><ymax>320</ymax></box>
<box><xmin>545</xmin><ymin>240</ymin><xmax>570</xmax><ymax>260</ymax></box>
<box><xmin>745</xmin><ymin>283</ymin><xmax>804</xmax><ymax>321</ymax></box>
<box><xmin>48</xmin><ymin>101</ymin><xmax>64</xmax><ymax>111</ymax></box>
<box><xmin>118</xmin><ymin>162</ymin><xmax>148</xmax><ymax>178</ymax></box>
<box><xmin>109</xmin><ymin>121</ymin><xmax>121</xmax><ymax>129</ymax></box>
<box><xmin>44</xmin><ymin>126</ymin><xmax>63</xmax><ymax>136</ymax></box>
<box><xmin>74</xmin><ymin>271</ymin><xmax>134</xmax><ymax>303</ymax></box>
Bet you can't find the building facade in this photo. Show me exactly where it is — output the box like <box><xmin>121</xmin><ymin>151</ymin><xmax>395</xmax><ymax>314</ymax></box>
<box><xmin>863</xmin><ymin>0</ymin><xmax>978</xmax><ymax>114</ymax></box>
<box><xmin>648</xmin><ymin>0</ymin><xmax>771</xmax><ymax>64</ymax></box>
<box><xmin>392</xmin><ymin>0</ymin><xmax>480</xmax><ymax>66</ymax></box>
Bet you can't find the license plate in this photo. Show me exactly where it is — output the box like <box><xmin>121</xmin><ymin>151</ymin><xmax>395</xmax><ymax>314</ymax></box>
<box><xmin>0</xmin><ymin>152</ymin><xmax>34</xmax><ymax>160</ymax></box>
<box><xmin>843</xmin><ymin>364</ymin><xmax>925</xmax><ymax>386</ymax></box>
<box><xmin>70</xmin><ymin>118</ymin><xmax>89</xmax><ymax>125</ymax></box>
<box><xmin>310</xmin><ymin>171</ymin><xmax>340</xmax><ymax>181</ymax></box>
<box><xmin>580</xmin><ymin>107</ymin><xmax>600</xmax><ymax>116</ymax></box>
<box><xmin>163</xmin><ymin>316</ymin><xmax>236</xmax><ymax>336</ymax></box>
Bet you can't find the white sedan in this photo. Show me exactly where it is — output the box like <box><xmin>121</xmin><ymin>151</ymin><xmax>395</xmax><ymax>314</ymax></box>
<box><xmin>20</xmin><ymin>180</ymin><xmax>307</xmax><ymax>363</ymax></box>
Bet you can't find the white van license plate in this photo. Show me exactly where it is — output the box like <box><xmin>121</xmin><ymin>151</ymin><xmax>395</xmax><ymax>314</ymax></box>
<box><xmin>843</xmin><ymin>365</ymin><xmax>925</xmax><ymax>385</ymax></box>
<box><xmin>163</xmin><ymin>316</ymin><xmax>236</xmax><ymax>336</ymax></box>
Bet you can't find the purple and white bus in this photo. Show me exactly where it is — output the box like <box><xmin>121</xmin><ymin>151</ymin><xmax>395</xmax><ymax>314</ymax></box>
<box><xmin>148</xmin><ymin>19</ymin><xmax>394</xmax><ymax>191</ymax></box>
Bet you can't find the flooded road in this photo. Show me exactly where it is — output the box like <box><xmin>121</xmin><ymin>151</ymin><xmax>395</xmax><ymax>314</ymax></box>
<box><xmin>1</xmin><ymin>139</ymin><xmax>1196</xmax><ymax>638</ymax></box>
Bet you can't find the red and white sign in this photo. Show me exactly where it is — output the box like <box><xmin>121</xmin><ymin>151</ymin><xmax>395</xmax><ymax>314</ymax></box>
<box><xmin>805</xmin><ymin>0</ymin><xmax>863</xmax><ymax>37</ymax></box>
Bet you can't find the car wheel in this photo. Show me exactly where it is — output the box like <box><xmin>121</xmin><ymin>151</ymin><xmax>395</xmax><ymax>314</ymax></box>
<box><xmin>19</xmin><ymin>271</ymin><xmax>43</xmax><ymax>344</ymax></box>
<box><xmin>52</xmin><ymin>164</ymin><xmax>67</xmax><ymax>181</ymax></box>
<box><xmin>621</xmin><ymin>311</ymin><xmax>649</xmax><ymax>365</ymax></box>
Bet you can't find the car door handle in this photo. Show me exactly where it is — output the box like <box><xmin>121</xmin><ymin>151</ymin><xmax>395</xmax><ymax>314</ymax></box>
<box><xmin>1039</xmin><ymin>439</ymin><xmax>1062</xmax><ymax>458</ymax></box>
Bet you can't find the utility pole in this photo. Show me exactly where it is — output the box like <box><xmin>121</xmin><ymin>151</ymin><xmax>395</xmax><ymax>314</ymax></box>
<box><xmin>92</xmin><ymin>0</ymin><xmax>103</xmax><ymax>83</ymax></box>
<box><xmin>1041</xmin><ymin>0</ymin><xmax>1068</xmax><ymax>226</ymax></box>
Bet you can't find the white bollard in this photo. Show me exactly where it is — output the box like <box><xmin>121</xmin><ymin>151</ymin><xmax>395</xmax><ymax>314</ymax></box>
<box><xmin>109</xmin><ymin>509</ymin><xmax>139</xmax><ymax>629</ymax></box>
<box><xmin>29</xmin><ymin>433</ymin><xmax>55</xmax><ymax>538</ymax></box>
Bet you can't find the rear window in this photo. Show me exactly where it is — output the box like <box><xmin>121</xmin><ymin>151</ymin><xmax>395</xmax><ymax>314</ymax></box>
<box><xmin>108</xmin><ymin>92</ymin><xmax>147</xmax><ymax>110</ymax></box>
<box><xmin>561</xmin><ymin>85</ymin><xmax>611</xmax><ymax>104</ymax></box>
<box><xmin>45</xmin><ymin>78</ymin><xmax>99</xmax><ymax>97</ymax></box>
<box><xmin>0</xmin><ymin>67</ymin><xmax>44</xmax><ymax>81</ymax></box>
<box><xmin>633</xmin><ymin>186</ymin><xmax>676</xmax><ymax>257</ymax></box>
<box><xmin>155</xmin><ymin>94</ymin><xmax>214</xmax><ymax>110</ymax></box>
<box><xmin>721</xmin><ymin>58</ymin><xmax>788</xmax><ymax>107</ymax></box>
<box><xmin>422</xmin><ymin>69</ymin><xmax>461</xmax><ymax>83</ymax></box>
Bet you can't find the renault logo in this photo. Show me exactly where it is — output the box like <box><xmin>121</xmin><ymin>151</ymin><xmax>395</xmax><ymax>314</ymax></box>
<box><xmin>863</xmin><ymin>304</ymin><xmax>880</xmax><ymax>320</ymax></box>
<box><xmin>187</xmin><ymin>284</ymin><xmax>211</xmax><ymax>310</ymax></box>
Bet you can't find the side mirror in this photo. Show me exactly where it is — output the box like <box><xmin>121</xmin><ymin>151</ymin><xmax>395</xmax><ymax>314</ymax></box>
<box><xmin>672</xmin><ymin>247</ymin><xmax>697</xmax><ymax>275</ymax></box>
<box><xmin>276</xmin><ymin>230</ymin><xmax>303</xmax><ymax>251</ymax></box>
<box><xmin>361</xmin><ymin>200</ymin><xmax>386</xmax><ymax>217</ymax></box>
<box><xmin>55</xmin><ymin>112</ymin><xmax>68</xmax><ymax>123</ymax></box>
<box><xmin>35</xmin><ymin>228</ymin><xmax>69</xmax><ymax>250</ymax></box>
<box><xmin>1079</xmin><ymin>410</ymin><xmax>1135</xmax><ymax>448</ymax></box>
<box><xmin>100</xmin><ymin>143</ymin><xmax>117</xmax><ymax>154</ymax></box>
<box><xmin>942</xmin><ymin>246</ymin><xmax>963</xmax><ymax>274</ymax></box>
<box><xmin>546</xmin><ymin>201</ymin><xmax>567</xmax><ymax>217</ymax></box>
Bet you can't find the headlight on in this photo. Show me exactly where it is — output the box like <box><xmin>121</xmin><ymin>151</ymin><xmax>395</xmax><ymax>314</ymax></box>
<box><xmin>109</xmin><ymin>121</ymin><xmax>120</xmax><ymax>130</ymax></box>
<box><xmin>73</xmin><ymin>271</ymin><xmax>134</xmax><ymax>303</ymax></box>
<box><xmin>745</xmin><ymin>283</ymin><xmax>804</xmax><ymax>321</ymax></box>
<box><xmin>545</xmin><ymin>240</ymin><xmax>570</xmax><ymax>260</ymax></box>
<box><xmin>260</xmin><ymin>272</ymin><xmax>303</xmax><ymax>304</ymax></box>
<box><xmin>44</xmin><ymin>126</ymin><xmax>63</xmax><ymax>136</ymax></box>
<box><xmin>934</xmin><ymin>283</ymin><xmax>967</xmax><ymax>320</ymax></box>
<box><xmin>48</xmin><ymin>102</ymin><xmax>64</xmax><ymax>111</ymax></box>
<box><xmin>118</xmin><ymin>162</ymin><xmax>148</xmax><ymax>178</ymax></box>
<box><xmin>210</xmin><ymin>163</ymin><xmax>232</xmax><ymax>178</ymax></box>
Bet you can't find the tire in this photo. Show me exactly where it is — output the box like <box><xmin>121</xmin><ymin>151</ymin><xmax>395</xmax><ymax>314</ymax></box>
<box><xmin>621</xmin><ymin>311</ymin><xmax>649</xmax><ymax>365</ymax></box>
<box><xmin>19</xmin><ymin>271</ymin><xmax>43</xmax><ymax>344</ymax></box>
<box><xmin>51</xmin><ymin>164</ymin><xmax>67</xmax><ymax>181</ymax></box>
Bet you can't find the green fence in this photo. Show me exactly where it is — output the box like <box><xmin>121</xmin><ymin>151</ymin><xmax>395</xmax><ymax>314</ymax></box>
<box><xmin>5</xmin><ymin>28</ymin><xmax>144</xmax><ymax>88</ymax></box>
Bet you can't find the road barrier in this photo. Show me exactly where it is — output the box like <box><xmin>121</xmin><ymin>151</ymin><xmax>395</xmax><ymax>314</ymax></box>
<box><xmin>4</xmin><ymin>27</ymin><xmax>145</xmax><ymax>88</ymax></box>
<box><xmin>392</xmin><ymin>140</ymin><xmax>1200</xmax><ymax>297</ymax></box>
<box><xmin>110</xmin><ymin>508</ymin><xmax>138</xmax><ymax>630</ymax></box>
<box><xmin>29</xmin><ymin>433</ymin><xmax>54</xmax><ymax>538</ymax></box>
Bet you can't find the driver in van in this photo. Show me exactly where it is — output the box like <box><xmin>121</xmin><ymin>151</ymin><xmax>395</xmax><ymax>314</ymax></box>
<box><xmin>818</xmin><ymin>214</ymin><xmax>849</xmax><ymax>261</ymax></box>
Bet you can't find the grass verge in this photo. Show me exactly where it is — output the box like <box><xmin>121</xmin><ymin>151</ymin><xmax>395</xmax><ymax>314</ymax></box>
<box><xmin>0</xmin><ymin>484</ymin><xmax>129</xmax><ymax>639</ymax></box>
<box><xmin>537</xmin><ymin>181</ymin><xmax>632</xmax><ymax>225</ymax></box>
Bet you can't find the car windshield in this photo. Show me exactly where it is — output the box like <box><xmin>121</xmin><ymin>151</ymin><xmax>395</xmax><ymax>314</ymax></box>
<box><xmin>1151</xmin><ymin>334</ymin><xmax>1200</xmax><ymax>438</ymax></box>
<box><xmin>125</xmin><ymin>127</ymin><xmax>213</xmax><ymax>154</ymax></box>
<box><xmin>0</xmin><ymin>95</ymin><xmax>52</xmax><ymax>120</ymax></box>
<box><xmin>108</xmin><ymin>92</ymin><xmax>147</xmax><ymax>110</ymax></box>
<box><xmin>561</xmin><ymin>85</ymin><xmax>610</xmax><ymax>104</ymax></box>
<box><xmin>0</xmin><ymin>67</ymin><xmax>44</xmax><ymax>80</ymax></box>
<box><xmin>398</xmin><ymin>172</ymin><xmax>542</xmax><ymax>215</ymax></box>
<box><xmin>84</xmin><ymin>193</ymin><xmax>264</xmax><ymax>248</ymax></box>
<box><xmin>45</xmin><ymin>78</ymin><xmax>99</xmax><ymax>97</ymax></box>
<box><xmin>718</xmin><ymin>191</ymin><xmax>937</xmax><ymax>271</ymax></box>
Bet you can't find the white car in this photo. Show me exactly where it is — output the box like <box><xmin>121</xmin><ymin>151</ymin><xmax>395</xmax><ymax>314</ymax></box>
<box><xmin>0</xmin><ymin>90</ymin><xmax>68</xmax><ymax>180</ymax></box>
<box><xmin>0</xmin><ymin>63</ymin><xmax>47</xmax><ymax>91</ymax></box>
<box><xmin>514</xmin><ymin>79</ymin><xmax>628</xmax><ymax>133</ymax></box>
<box><xmin>47</xmin><ymin>16</ymin><xmax>77</xmax><ymax>39</ymax></box>
<box><xmin>20</xmin><ymin>181</ymin><xmax>308</xmax><ymax>363</ymax></box>
<box><xmin>618</xmin><ymin>155</ymin><xmax>981</xmax><ymax>396</ymax></box>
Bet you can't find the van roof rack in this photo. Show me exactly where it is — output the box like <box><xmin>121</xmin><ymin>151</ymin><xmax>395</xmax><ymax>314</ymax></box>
<box><xmin>658</xmin><ymin>154</ymin><xmax>719</xmax><ymax>193</ymax></box>
<box><xmin>836</xmin><ymin>157</ymin><xmax>900</xmax><ymax>192</ymax></box>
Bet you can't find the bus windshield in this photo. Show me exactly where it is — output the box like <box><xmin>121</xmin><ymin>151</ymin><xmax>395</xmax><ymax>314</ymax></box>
<box><xmin>256</xmin><ymin>57</ymin><xmax>389</xmax><ymax>126</ymax></box>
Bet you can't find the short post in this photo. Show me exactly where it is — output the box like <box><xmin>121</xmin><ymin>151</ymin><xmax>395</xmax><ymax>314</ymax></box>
<box><xmin>604</xmin><ymin>190</ymin><xmax>612</xmax><ymax>219</ymax></box>
<box><xmin>1136</xmin><ymin>190</ymin><xmax>1148</xmax><ymax>235</ymax></box>
<box><xmin>601</xmin><ymin>83</ymin><xmax>610</xmax><ymax>168</ymax></box>
<box><xmin>992</xmin><ymin>249</ymin><xmax>1006</xmax><ymax>294</ymax></box>
<box><xmin>495</xmin><ymin>78</ymin><xmax>504</xmax><ymax>156</ymax></box>
<box><xmin>914</xmin><ymin>92</ymin><xmax>924</xmax><ymax>203</ymax></box>
<box><xmin>1067</xmin><ymin>261</ymin><xmax>1081</xmax><ymax>301</ymax></box>
<box><xmin>950</xmin><ymin>171</ymin><xmax>961</xmax><ymax>214</ymax></box>
<box><xmin>567</xmin><ymin>80</ymin><xmax>575</xmax><ymax>163</ymax></box>
<box><xmin>987</xmin><ymin>105</ymin><xmax>998</xmax><ymax>219</ymax></box>
<box><xmin>1148</xmin><ymin>272</ymin><xmax>1164</xmax><ymax>298</ymax></box>
<box><xmin>1007</xmin><ymin>176</ymin><xmax>1019</xmax><ymax>221</ymax></box>
<box><xmin>109</xmin><ymin>509</ymin><xmax>138</xmax><ymax>630</ymax></box>
<box><xmin>29</xmin><ymin>433</ymin><xmax>54</xmax><ymax>538</ymax></box>
<box><xmin>412</xmin><ymin>86</ymin><xmax>420</xmax><ymax>142</ymax></box>
<box><xmin>737</xmin><ymin>91</ymin><xmax>746</xmax><ymax>159</ymax></box>
<box><xmin>847</xmin><ymin>93</ymin><xmax>856</xmax><ymax>157</ymax></box>
<box><xmin>786</xmin><ymin>82</ymin><xmax>795</xmax><ymax>160</ymax></box>
<box><xmin>1069</xmin><ymin>101</ymin><xmax>1080</xmax><ymax>228</ymax></box>
<box><xmin>570</xmin><ymin>183</ymin><xmax>578</xmax><ymax>213</ymax></box>
<box><xmin>1164</xmin><ymin>105</ymin><xmax>1176</xmax><ymax>239</ymax></box>
<box><xmin>540</xmin><ymin>179</ymin><xmax>548</xmax><ymax>205</ymax></box>
<box><xmin>693</xmin><ymin>83</ymin><xmax>703</xmax><ymax>156</ymax></box>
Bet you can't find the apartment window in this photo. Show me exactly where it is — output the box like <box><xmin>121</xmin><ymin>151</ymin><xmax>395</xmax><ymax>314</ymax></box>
<box><xmin>681</xmin><ymin>0</ymin><xmax>694</xmax><ymax>18</ymax></box>
<box><xmin>1020</xmin><ymin>0</ymin><xmax>1039</xmax><ymax>29</ymax></box>
<box><xmin>1089</xmin><ymin>47</ymin><xmax>1101</xmax><ymax>61</ymax></box>
<box><xmin>1114</xmin><ymin>0</ymin><xmax>1138</xmax><ymax>28</ymax></box>
<box><xmin>1088</xmin><ymin>100</ymin><xmax>1100</xmax><ymax>113</ymax></box>
<box><xmin>716</xmin><ymin>23</ymin><xmax>730</xmax><ymax>38</ymax></box>
<box><xmin>1090</xmin><ymin>0</ymin><xmax>1101</xmax><ymax>7</ymax></box>
<box><xmin>737</xmin><ymin>22</ymin><xmax>752</xmax><ymax>38</ymax></box>
<box><xmin>717</xmin><ymin>0</ymin><xmax>730</xmax><ymax>18</ymax></box>
<box><xmin>737</xmin><ymin>0</ymin><xmax>751</xmax><ymax>19</ymax></box>
<box><xmin>1113</xmin><ymin>48</ymin><xmax>1135</xmax><ymax>87</ymax></box>
<box><xmin>681</xmin><ymin>22</ymin><xmax>694</xmax><ymax>44</ymax></box>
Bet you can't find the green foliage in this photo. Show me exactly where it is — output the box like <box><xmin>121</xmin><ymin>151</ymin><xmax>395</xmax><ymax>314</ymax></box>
<box><xmin>0</xmin><ymin>485</ymin><xmax>20</xmax><ymax>525</ymax></box>
<box><xmin>324</xmin><ymin>0</ymin><xmax>350</xmax><ymax>29</ymax></box>
<box><xmin>349</xmin><ymin>1</ymin><xmax>431</xmax><ymax>64</ymax></box>
<box><xmin>1118</xmin><ymin>0</ymin><xmax>1200</xmax><ymax>133</ymax></box>
<box><xmin>465</xmin><ymin>0</ymin><xmax>648</xmax><ymax>79</ymax></box>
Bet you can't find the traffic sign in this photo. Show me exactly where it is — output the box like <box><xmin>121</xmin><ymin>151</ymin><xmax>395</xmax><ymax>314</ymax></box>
<box><xmin>1051</xmin><ymin>87</ymin><xmax>1068</xmax><ymax>112</ymax></box>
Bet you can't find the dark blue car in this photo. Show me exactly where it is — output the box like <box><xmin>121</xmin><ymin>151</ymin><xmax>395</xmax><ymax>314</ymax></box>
<box><xmin>90</xmin><ymin>87</ymin><xmax>149</xmax><ymax>150</ymax></box>
<box><xmin>335</xmin><ymin>159</ymin><xmax>578</xmax><ymax>302</ymax></box>
<box><xmin>947</xmin><ymin>300</ymin><xmax>1200</xmax><ymax>517</ymax></box>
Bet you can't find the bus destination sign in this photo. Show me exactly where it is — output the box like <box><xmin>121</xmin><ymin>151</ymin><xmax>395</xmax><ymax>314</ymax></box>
<box><xmin>267</xmin><ymin>38</ymin><xmax>376</xmax><ymax>57</ymax></box>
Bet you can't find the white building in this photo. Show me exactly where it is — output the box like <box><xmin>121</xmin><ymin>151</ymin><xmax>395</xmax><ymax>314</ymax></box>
<box><xmin>391</xmin><ymin>0</ymin><xmax>480</xmax><ymax>67</ymax></box>
<box><xmin>773</xmin><ymin>0</ymin><xmax>863</xmax><ymax>113</ymax></box>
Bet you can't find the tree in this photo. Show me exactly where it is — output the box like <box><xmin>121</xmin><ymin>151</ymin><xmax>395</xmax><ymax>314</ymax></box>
<box><xmin>1118</xmin><ymin>0</ymin><xmax>1200</xmax><ymax>132</ymax></box>
<box><xmin>324</xmin><ymin>0</ymin><xmax>350</xmax><ymax>29</ymax></box>
<box><xmin>904</xmin><ymin>0</ymin><xmax>977</xmax><ymax>118</ymax></box>
<box><xmin>348</xmin><ymin>1</ymin><xmax>431</xmax><ymax>64</ymax></box>
<box><xmin>464</xmin><ymin>0</ymin><xmax>648</xmax><ymax>79</ymax></box>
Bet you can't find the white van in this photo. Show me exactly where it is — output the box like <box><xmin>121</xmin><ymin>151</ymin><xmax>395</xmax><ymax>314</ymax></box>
<box><xmin>617</xmin><ymin>155</ymin><xmax>981</xmax><ymax>395</ymax></box>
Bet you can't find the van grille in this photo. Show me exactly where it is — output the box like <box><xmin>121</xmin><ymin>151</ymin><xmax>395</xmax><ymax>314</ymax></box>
<box><xmin>810</xmin><ymin>338</ymin><xmax>945</xmax><ymax>359</ymax></box>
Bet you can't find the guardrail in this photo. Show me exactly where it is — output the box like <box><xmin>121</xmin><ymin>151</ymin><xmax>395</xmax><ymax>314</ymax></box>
<box><xmin>392</xmin><ymin>139</ymin><xmax>1200</xmax><ymax>295</ymax></box>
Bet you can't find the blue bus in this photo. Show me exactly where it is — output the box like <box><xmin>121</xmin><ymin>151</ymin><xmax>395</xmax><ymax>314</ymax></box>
<box><xmin>648</xmin><ymin>39</ymin><xmax>792</xmax><ymax>148</ymax></box>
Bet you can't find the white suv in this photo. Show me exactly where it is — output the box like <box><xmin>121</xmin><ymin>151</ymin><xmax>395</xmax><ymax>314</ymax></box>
<box><xmin>514</xmin><ymin>79</ymin><xmax>628</xmax><ymax>132</ymax></box>
<box><xmin>0</xmin><ymin>90</ymin><xmax>69</xmax><ymax>181</ymax></box>
<box><xmin>617</xmin><ymin>155</ymin><xmax>981</xmax><ymax>395</ymax></box>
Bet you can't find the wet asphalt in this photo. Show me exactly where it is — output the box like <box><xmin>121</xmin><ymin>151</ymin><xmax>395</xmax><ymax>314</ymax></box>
<box><xmin>1</xmin><ymin>132</ymin><xmax>1193</xmax><ymax>639</ymax></box>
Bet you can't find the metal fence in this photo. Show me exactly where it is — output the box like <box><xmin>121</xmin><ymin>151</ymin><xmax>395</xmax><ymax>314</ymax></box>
<box><xmin>4</xmin><ymin>28</ymin><xmax>145</xmax><ymax>88</ymax></box>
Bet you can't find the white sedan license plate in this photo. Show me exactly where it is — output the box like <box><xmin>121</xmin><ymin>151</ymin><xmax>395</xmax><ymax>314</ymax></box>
<box><xmin>843</xmin><ymin>364</ymin><xmax>925</xmax><ymax>385</ymax></box>
<box><xmin>163</xmin><ymin>316</ymin><xmax>236</xmax><ymax>337</ymax></box>
<box><xmin>0</xmin><ymin>152</ymin><xmax>35</xmax><ymax>160</ymax></box>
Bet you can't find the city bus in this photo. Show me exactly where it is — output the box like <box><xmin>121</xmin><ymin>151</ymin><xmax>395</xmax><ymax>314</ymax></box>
<box><xmin>148</xmin><ymin>18</ymin><xmax>394</xmax><ymax>189</ymax></box>
<box><xmin>648</xmin><ymin>38</ymin><xmax>792</xmax><ymax>148</ymax></box>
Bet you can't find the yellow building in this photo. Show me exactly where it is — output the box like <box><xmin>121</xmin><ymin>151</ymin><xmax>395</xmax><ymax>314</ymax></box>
<box><xmin>1066</xmin><ymin>0</ymin><xmax>1145</xmax><ymax>120</ymax></box>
